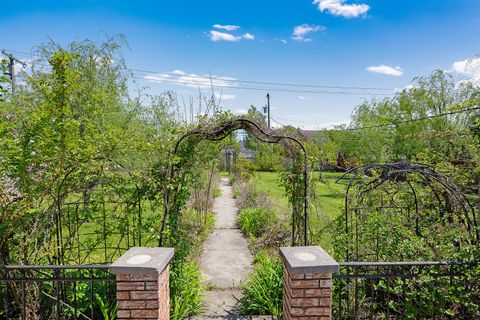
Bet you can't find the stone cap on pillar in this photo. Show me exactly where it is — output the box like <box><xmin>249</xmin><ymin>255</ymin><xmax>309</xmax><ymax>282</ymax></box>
<box><xmin>279</xmin><ymin>246</ymin><xmax>339</xmax><ymax>274</ymax></box>
<box><xmin>110</xmin><ymin>247</ymin><xmax>174</xmax><ymax>275</ymax></box>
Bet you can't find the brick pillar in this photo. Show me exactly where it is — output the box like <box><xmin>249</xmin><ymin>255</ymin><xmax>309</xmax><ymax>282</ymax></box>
<box><xmin>279</xmin><ymin>246</ymin><xmax>339</xmax><ymax>320</ymax></box>
<box><xmin>110</xmin><ymin>247</ymin><xmax>174</xmax><ymax>320</ymax></box>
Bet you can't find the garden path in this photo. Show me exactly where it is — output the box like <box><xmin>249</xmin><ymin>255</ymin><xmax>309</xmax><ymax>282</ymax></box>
<box><xmin>199</xmin><ymin>177</ymin><xmax>253</xmax><ymax>316</ymax></box>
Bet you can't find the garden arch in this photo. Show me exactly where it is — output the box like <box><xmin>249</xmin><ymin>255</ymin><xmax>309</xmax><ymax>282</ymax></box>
<box><xmin>337</xmin><ymin>162</ymin><xmax>479</xmax><ymax>262</ymax></box>
<box><xmin>160</xmin><ymin>118</ymin><xmax>309</xmax><ymax>246</ymax></box>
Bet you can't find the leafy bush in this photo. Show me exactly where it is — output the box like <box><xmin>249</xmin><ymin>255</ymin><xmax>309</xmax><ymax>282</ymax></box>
<box><xmin>240</xmin><ymin>251</ymin><xmax>283</xmax><ymax>317</ymax></box>
<box><xmin>236</xmin><ymin>157</ymin><xmax>255</xmax><ymax>180</ymax></box>
<box><xmin>170</xmin><ymin>261</ymin><xmax>204</xmax><ymax>320</ymax></box>
<box><xmin>237</xmin><ymin>208</ymin><xmax>277</xmax><ymax>239</ymax></box>
<box><xmin>253</xmin><ymin>144</ymin><xmax>284</xmax><ymax>172</ymax></box>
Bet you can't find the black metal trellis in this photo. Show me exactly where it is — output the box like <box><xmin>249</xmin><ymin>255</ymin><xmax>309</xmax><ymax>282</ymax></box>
<box><xmin>53</xmin><ymin>158</ymin><xmax>149</xmax><ymax>265</ymax></box>
<box><xmin>0</xmin><ymin>264</ymin><xmax>115</xmax><ymax>320</ymax></box>
<box><xmin>162</xmin><ymin>118</ymin><xmax>309</xmax><ymax>246</ymax></box>
<box><xmin>333</xmin><ymin>260</ymin><xmax>480</xmax><ymax>319</ymax></box>
<box><xmin>337</xmin><ymin>162</ymin><xmax>479</xmax><ymax>262</ymax></box>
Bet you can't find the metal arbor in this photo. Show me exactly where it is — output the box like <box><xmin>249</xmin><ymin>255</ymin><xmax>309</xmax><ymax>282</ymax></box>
<box><xmin>337</xmin><ymin>162</ymin><xmax>479</xmax><ymax>262</ymax></box>
<box><xmin>164</xmin><ymin>118</ymin><xmax>309</xmax><ymax>246</ymax></box>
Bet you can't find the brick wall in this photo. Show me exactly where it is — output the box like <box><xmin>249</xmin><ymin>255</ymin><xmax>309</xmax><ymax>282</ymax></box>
<box><xmin>283</xmin><ymin>267</ymin><xmax>333</xmax><ymax>320</ymax></box>
<box><xmin>116</xmin><ymin>265</ymin><xmax>170</xmax><ymax>320</ymax></box>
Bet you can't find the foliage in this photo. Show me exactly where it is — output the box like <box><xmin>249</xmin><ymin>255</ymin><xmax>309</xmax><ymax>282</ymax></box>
<box><xmin>212</xmin><ymin>187</ymin><xmax>221</xmax><ymax>198</ymax></box>
<box><xmin>239</xmin><ymin>251</ymin><xmax>284</xmax><ymax>318</ymax></box>
<box><xmin>0</xmin><ymin>37</ymin><xmax>221</xmax><ymax>317</ymax></box>
<box><xmin>232</xmin><ymin>180</ymin><xmax>272</xmax><ymax>211</ymax></box>
<box><xmin>170</xmin><ymin>261</ymin><xmax>204</xmax><ymax>320</ymax></box>
<box><xmin>0</xmin><ymin>36</ymin><xmax>143</xmax><ymax>266</ymax></box>
<box><xmin>313</xmin><ymin>71</ymin><xmax>480</xmax><ymax>178</ymax></box>
<box><xmin>235</xmin><ymin>157</ymin><xmax>256</xmax><ymax>180</ymax></box>
<box><xmin>332</xmin><ymin>163</ymin><xmax>479</xmax><ymax>262</ymax></box>
<box><xmin>334</xmin><ymin>265</ymin><xmax>480</xmax><ymax>319</ymax></box>
<box><xmin>330</xmin><ymin>162</ymin><xmax>480</xmax><ymax>319</ymax></box>
<box><xmin>0</xmin><ymin>268</ymin><xmax>115</xmax><ymax>319</ymax></box>
<box><xmin>237</xmin><ymin>208</ymin><xmax>278</xmax><ymax>239</ymax></box>
<box><xmin>95</xmin><ymin>293</ymin><xmax>117</xmax><ymax>320</ymax></box>
<box><xmin>0</xmin><ymin>58</ymin><xmax>9</xmax><ymax>101</ymax></box>
<box><xmin>253</xmin><ymin>144</ymin><xmax>284</xmax><ymax>172</ymax></box>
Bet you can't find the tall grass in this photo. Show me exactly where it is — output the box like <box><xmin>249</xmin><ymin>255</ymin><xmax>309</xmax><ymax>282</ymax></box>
<box><xmin>240</xmin><ymin>251</ymin><xmax>284</xmax><ymax>317</ymax></box>
<box><xmin>170</xmin><ymin>261</ymin><xmax>204</xmax><ymax>320</ymax></box>
<box><xmin>169</xmin><ymin>209</ymin><xmax>215</xmax><ymax>319</ymax></box>
<box><xmin>237</xmin><ymin>208</ymin><xmax>277</xmax><ymax>239</ymax></box>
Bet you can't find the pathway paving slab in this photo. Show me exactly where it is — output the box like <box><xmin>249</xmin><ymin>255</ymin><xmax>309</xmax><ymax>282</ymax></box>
<box><xmin>199</xmin><ymin>177</ymin><xmax>253</xmax><ymax>316</ymax></box>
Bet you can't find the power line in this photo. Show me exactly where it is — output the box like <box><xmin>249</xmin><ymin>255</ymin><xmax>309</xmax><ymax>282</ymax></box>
<box><xmin>274</xmin><ymin>107</ymin><xmax>480</xmax><ymax>131</ymax></box>
<box><xmin>131</xmin><ymin>74</ymin><xmax>389</xmax><ymax>96</ymax></box>
<box><xmin>130</xmin><ymin>68</ymin><xmax>395</xmax><ymax>92</ymax></box>
<box><xmin>338</xmin><ymin>106</ymin><xmax>480</xmax><ymax>131</ymax></box>
<box><xmin>3</xmin><ymin>48</ymin><xmax>397</xmax><ymax>93</ymax></box>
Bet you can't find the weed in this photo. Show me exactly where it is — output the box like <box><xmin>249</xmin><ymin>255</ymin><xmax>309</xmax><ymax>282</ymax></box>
<box><xmin>240</xmin><ymin>251</ymin><xmax>283</xmax><ymax>317</ymax></box>
<box><xmin>237</xmin><ymin>208</ymin><xmax>277</xmax><ymax>239</ymax></box>
<box><xmin>170</xmin><ymin>261</ymin><xmax>204</xmax><ymax>320</ymax></box>
<box><xmin>212</xmin><ymin>187</ymin><xmax>221</xmax><ymax>197</ymax></box>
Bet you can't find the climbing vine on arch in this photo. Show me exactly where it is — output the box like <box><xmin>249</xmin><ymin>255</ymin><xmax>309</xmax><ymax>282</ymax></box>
<box><xmin>333</xmin><ymin>161</ymin><xmax>479</xmax><ymax>262</ymax></box>
<box><xmin>157</xmin><ymin>116</ymin><xmax>310</xmax><ymax>249</ymax></box>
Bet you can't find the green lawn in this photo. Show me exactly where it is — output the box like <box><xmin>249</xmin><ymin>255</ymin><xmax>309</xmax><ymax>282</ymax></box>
<box><xmin>252</xmin><ymin>171</ymin><xmax>346</xmax><ymax>249</ymax></box>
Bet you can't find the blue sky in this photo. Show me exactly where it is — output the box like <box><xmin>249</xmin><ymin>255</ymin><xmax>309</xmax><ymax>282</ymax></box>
<box><xmin>1</xmin><ymin>0</ymin><xmax>480</xmax><ymax>129</ymax></box>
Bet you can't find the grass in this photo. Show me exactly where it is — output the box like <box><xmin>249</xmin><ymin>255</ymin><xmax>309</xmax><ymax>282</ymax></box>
<box><xmin>60</xmin><ymin>199</ymin><xmax>161</xmax><ymax>264</ymax></box>
<box><xmin>239</xmin><ymin>250</ymin><xmax>283</xmax><ymax>318</ymax></box>
<box><xmin>251</xmin><ymin>171</ymin><xmax>346</xmax><ymax>249</ymax></box>
<box><xmin>253</xmin><ymin>171</ymin><xmax>345</xmax><ymax>219</ymax></box>
<box><xmin>212</xmin><ymin>187</ymin><xmax>221</xmax><ymax>197</ymax></box>
<box><xmin>237</xmin><ymin>207</ymin><xmax>278</xmax><ymax>239</ymax></box>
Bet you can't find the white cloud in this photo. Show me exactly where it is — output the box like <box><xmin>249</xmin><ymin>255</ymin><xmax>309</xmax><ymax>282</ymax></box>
<box><xmin>451</xmin><ymin>57</ymin><xmax>480</xmax><ymax>86</ymax></box>
<box><xmin>208</xmin><ymin>30</ymin><xmax>256</xmax><ymax>42</ymax></box>
<box><xmin>280</xmin><ymin>39</ymin><xmax>287</xmax><ymax>44</ymax></box>
<box><xmin>145</xmin><ymin>70</ymin><xmax>237</xmax><ymax>89</ymax></box>
<box><xmin>452</xmin><ymin>59</ymin><xmax>468</xmax><ymax>75</ymax></box>
<box><xmin>209</xmin><ymin>30</ymin><xmax>241</xmax><ymax>42</ymax></box>
<box><xmin>234</xmin><ymin>108</ymin><xmax>248</xmax><ymax>115</ymax></box>
<box><xmin>366</xmin><ymin>65</ymin><xmax>403</xmax><ymax>76</ymax></box>
<box><xmin>242</xmin><ymin>33</ymin><xmax>255</xmax><ymax>40</ymax></box>
<box><xmin>298</xmin><ymin>95</ymin><xmax>308</xmax><ymax>100</ymax></box>
<box><xmin>452</xmin><ymin>58</ymin><xmax>480</xmax><ymax>77</ymax></box>
<box><xmin>172</xmin><ymin>69</ymin><xmax>186</xmax><ymax>75</ymax></box>
<box><xmin>291</xmin><ymin>24</ymin><xmax>325</xmax><ymax>42</ymax></box>
<box><xmin>215</xmin><ymin>93</ymin><xmax>236</xmax><ymax>101</ymax></box>
<box><xmin>213</xmin><ymin>24</ymin><xmax>240</xmax><ymax>31</ymax></box>
<box><xmin>394</xmin><ymin>84</ymin><xmax>416</xmax><ymax>93</ymax></box>
<box><xmin>313</xmin><ymin>0</ymin><xmax>370</xmax><ymax>18</ymax></box>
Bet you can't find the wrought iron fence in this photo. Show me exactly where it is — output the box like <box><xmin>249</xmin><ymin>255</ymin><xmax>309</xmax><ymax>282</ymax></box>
<box><xmin>333</xmin><ymin>261</ymin><xmax>480</xmax><ymax>319</ymax></box>
<box><xmin>0</xmin><ymin>265</ymin><xmax>115</xmax><ymax>320</ymax></box>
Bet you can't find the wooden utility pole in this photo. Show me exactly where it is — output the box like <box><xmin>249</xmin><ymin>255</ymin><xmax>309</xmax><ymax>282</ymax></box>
<box><xmin>266</xmin><ymin>93</ymin><xmax>271</xmax><ymax>129</ymax></box>
<box><xmin>1</xmin><ymin>50</ymin><xmax>26</xmax><ymax>92</ymax></box>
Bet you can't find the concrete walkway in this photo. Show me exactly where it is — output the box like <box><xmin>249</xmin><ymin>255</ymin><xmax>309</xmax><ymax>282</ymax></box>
<box><xmin>199</xmin><ymin>177</ymin><xmax>253</xmax><ymax>316</ymax></box>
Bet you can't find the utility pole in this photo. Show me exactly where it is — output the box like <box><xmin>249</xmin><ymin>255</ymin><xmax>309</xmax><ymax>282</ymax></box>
<box><xmin>266</xmin><ymin>93</ymin><xmax>271</xmax><ymax>129</ymax></box>
<box><xmin>1</xmin><ymin>50</ymin><xmax>26</xmax><ymax>93</ymax></box>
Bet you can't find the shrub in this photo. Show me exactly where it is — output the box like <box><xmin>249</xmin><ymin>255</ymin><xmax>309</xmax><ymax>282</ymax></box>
<box><xmin>232</xmin><ymin>181</ymin><xmax>272</xmax><ymax>211</ymax></box>
<box><xmin>236</xmin><ymin>157</ymin><xmax>255</xmax><ymax>180</ymax></box>
<box><xmin>240</xmin><ymin>251</ymin><xmax>284</xmax><ymax>317</ymax></box>
<box><xmin>237</xmin><ymin>208</ymin><xmax>277</xmax><ymax>239</ymax></box>
<box><xmin>170</xmin><ymin>261</ymin><xmax>204</xmax><ymax>320</ymax></box>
